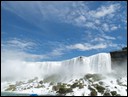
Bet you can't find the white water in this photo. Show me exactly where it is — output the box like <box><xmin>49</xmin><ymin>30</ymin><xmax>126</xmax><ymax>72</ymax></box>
<box><xmin>1</xmin><ymin>53</ymin><xmax>111</xmax><ymax>82</ymax></box>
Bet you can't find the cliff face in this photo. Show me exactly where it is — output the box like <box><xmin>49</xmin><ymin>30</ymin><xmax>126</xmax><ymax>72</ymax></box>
<box><xmin>110</xmin><ymin>50</ymin><xmax>127</xmax><ymax>60</ymax></box>
<box><xmin>110</xmin><ymin>47</ymin><xmax>127</xmax><ymax>69</ymax></box>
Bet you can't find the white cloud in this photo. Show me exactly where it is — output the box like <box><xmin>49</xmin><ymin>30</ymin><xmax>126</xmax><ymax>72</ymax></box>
<box><xmin>2</xmin><ymin>39</ymin><xmax>66</xmax><ymax>61</ymax></box>
<box><xmin>2</xmin><ymin>1</ymin><xmax>124</xmax><ymax>33</ymax></box>
<box><xmin>102</xmin><ymin>23</ymin><xmax>109</xmax><ymax>32</ymax></box>
<box><xmin>91</xmin><ymin>37</ymin><xmax>105</xmax><ymax>42</ymax></box>
<box><xmin>67</xmin><ymin>43</ymin><xmax>88</xmax><ymax>51</ymax></box>
<box><xmin>111</xmin><ymin>25</ymin><xmax>118</xmax><ymax>31</ymax></box>
<box><xmin>92</xmin><ymin>4</ymin><xmax>120</xmax><ymax>18</ymax></box>
<box><xmin>95</xmin><ymin>20</ymin><xmax>100</xmax><ymax>24</ymax></box>
<box><xmin>74</xmin><ymin>15</ymin><xmax>86</xmax><ymax>26</ymax></box>
<box><xmin>101</xmin><ymin>23</ymin><xmax>119</xmax><ymax>32</ymax></box>
<box><xmin>67</xmin><ymin>43</ymin><xmax>107</xmax><ymax>51</ymax></box>
<box><xmin>2</xmin><ymin>49</ymin><xmax>47</xmax><ymax>61</ymax></box>
<box><xmin>49</xmin><ymin>48</ymin><xmax>64</xmax><ymax>56</ymax></box>
<box><xmin>85</xmin><ymin>22</ymin><xmax>95</xmax><ymax>28</ymax></box>
<box><xmin>102</xmin><ymin>34</ymin><xmax>116</xmax><ymax>40</ymax></box>
<box><xmin>1</xmin><ymin>1</ymin><xmax>126</xmax><ymax>59</ymax></box>
<box><xmin>3</xmin><ymin>38</ymin><xmax>36</xmax><ymax>51</ymax></box>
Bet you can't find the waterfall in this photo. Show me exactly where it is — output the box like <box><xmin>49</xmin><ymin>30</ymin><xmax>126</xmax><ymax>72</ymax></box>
<box><xmin>89</xmin><ymin>53</ymin><xmax>111</xmax><ymax>73</ymax></box>
<box><xmin>1</xmin><ymin>53</ymin><xmax>111</xmax><ymax>81</ymax></box>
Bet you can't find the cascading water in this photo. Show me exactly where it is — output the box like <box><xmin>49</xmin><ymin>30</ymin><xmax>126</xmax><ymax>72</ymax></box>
<box><xmin>89</xmin><ymin>53</ymin><xmax>111</xmax><ymax>73</ymax></box>
<box><xmin>1</xmin><ymin>53</ymin><xmax>111</xmax><ymax>82</ymax></box>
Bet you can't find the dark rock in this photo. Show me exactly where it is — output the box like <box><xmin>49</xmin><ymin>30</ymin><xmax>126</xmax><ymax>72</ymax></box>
<box><xmin>111</xmin><ymin>91</ymin><xmax>117</xmax><ymax>96</ymax></box>
<box><xmin>93</xmin><ymin>84</ymin><xmax>105</xmax><ymax>94</ymax></box>
<box><xmin>116</xmin><ymin>79</ymin><xmax>126</xmax><ymax>86</ymax></box>
<box><xmin>110</xmin><ymin>49</ymin><xmax>127</xmax><ymax>68</ymax></box>
<box><xmin>67</xmin><ymin>84</ymin><xmax>71</xmax><ymax>87</ymax></box>
<box><xmin>84</xmin><ymin>74</ymin><xmax>93</xmax><ymax>79</ymax></box>
<box><xmin>79</xmin><ymin>78</ymin><xmax>83</xmax><ymax>81</ymax></box>
<box><xmin>88</xmin><ymin>85</ymin><xmax>95</xmax><ymax>91</ymax></box>
<box><xmin>103</xmin><ymin>92</ymin><xmax>111</xmax><ymax>96</ymax></box>
<box><xmin>57</xmin><ymin>86</ymin><xmax>72</xmax><ymax>94</ymax></box>
<box><xmin>122</xmin><ymin>47</ymin><xmax>127</xmax><ymax>51</ymax></box>
<box><xmin>90</xmin><ymin>89</ymin><xmax>97</xmax><ymax>96</ymax></box>
<box><xmin>110</xmin><ymin>50</ymin><xmax>127</xmax><ymax>59</ymax></box>
<box><xmin>99</xmin><ymin>81</ymin><xmax>104</xmax><ymax>85</ymax></box>
<box><xmin>65</xmin><ymin>88</ymin><xmax>73</xmax><ymax>93</ymax></box>
<box><xmin>88</xmin><ymin>85</ymin><xmax>97</xmax><ymax>96</ymax></box>
<box><xmin>50</xmin><ymin>82</ymin><xmax>54</xmax><ymax>85</ymax></box>
<box><xmin>53</xmin><ymin>82</ymin><xmax>73</xmax><ymax>94</ymax></box>
<box><xmin>79</xmin><ymin>83</ymin><xmax>84</xmax><ymax>89</ymax></box>
<box><xmin>52</xmin><ymin>86</ymin><xmax>59</xmax><ymax>91</ymax></box>
<box><xmin>5</xmin><ymin>85</ymin><xmax>16</xmax><ymax>91</ymax></box>
<box><xmin>116</xmin><ymin>94</ymin><xmax>121</xmax><ymax>96</ymax></box>
<box><xmin>84</xmin><ymin>74</ymin><xmax>104</xmax><ymax>82</ymax></box>
<box><xmin>62</xmin><ymin>83</ymin><xmax>67</xmax><ymax>86</ymax></box>
<box><xmin>75</xmin><ymin>79</ymin><xmax>78</xmax><ymax>82</ymax></box>
<box><xmin>57</xmin><ymin>82</ymin><xmax>61</xmax><ymax>86</ymax></box>
<box><xmin>71</xmin><ymin>82</ymin><xmax>79</xmax><ymax>88</ymax></box>
<box><xmin>39</xmin><ymin>80</ymin><xmax>43</xmax><ymax>84</ymax></box>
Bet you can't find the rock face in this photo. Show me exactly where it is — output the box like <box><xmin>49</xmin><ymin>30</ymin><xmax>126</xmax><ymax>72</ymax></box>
<box><xmin>110</xmin><ymin>47</ymin><xmax>127</xmax><ymax>59</ymax></box>
<box><xmin>110</xmin><ymin>47</ymin><xmax>127</xmax><ymax>69</ymax></box>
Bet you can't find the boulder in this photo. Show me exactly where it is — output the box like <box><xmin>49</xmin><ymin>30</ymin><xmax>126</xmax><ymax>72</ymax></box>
<box><xmin>93</xmin><ymin>84</ymin><xmax>105</xmax><ymax>94</ymax></box>
<box><xmin>111</xmin><ymin>91</ymin><xmax>117</xmax><ymax>96</ymax></box>
<box><xmin>103</xmin><ymin>92</ymin><xmax>111</xmax><ymax>96</ymax></box>
<box><xmin>5</xmin><ymin>85</ymin><xmax>16</xmax><ymax>91</ymax></box>
<box><xmin>90</xmin><ymin>89</ymin><xmax>97</xmax><ymax>96</ymax></box>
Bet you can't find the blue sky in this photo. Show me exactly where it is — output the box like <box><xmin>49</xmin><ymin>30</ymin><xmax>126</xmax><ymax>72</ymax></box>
<box><xmin>1</xmin><ymin>1</ymin><xmax>127</xmax><ymax>61</ymax></box>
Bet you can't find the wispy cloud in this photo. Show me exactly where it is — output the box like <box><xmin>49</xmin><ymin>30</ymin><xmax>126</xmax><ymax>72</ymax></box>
<box><xmin>102</xmin><ymin>23</ymin><xmax>110</xmax><ymax>32</ymax></box>
<box><xmin>1</xmin><ymin>49</ymin><xmax>47</xmax><ymax>61</ymax></box>
<box><xmin>2</xmin><ymin>38</ymin><xmax>36</xmax><ymax>51</ymax></box>
<box><xmin>49</xmin><ymin>48</ymin><xmax>64</xmax><ymax>56</ymax></box>
<box><xmin>101</xmin><ymin>34</ymin><xmax>116</xmax><ymax>40</ymax></box>
<box><xmin>1</xmin><ymin>1</ymin><xmax>127</xmax><ymax>61</ymax></box>
<box><xmin>111</xmin><ymin>25</ymin><xmax>119</xmax><ymax>31</ymax></box>
<box><xmin>1</xmin><ymin>1</ymin><xmax>125</xmax><ymax>32</ymax></box>
<box><xmin>2</xmin><ymin>38</ymin><xmax>66</xmax><ymax>61</ymax></box>
<box><xmin>90</xmin><ymin>4</ymin><xmax>120</xmax><ymax>18</ymax></box>
<box><xmin>67</xmin><ymin>43</ymin><xmax>107</xmax><ymax>51</ymax></box>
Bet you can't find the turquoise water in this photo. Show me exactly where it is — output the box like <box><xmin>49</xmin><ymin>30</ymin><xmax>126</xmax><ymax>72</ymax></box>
<box><xmin>1</xmin><ymin>92</ymin><xmax>56</xmax><ymax>96</ymax></box>
<box><xmin>1</xmin><ymin>92</ymin><xmax>31</xmax><ymax>96</ymax></box>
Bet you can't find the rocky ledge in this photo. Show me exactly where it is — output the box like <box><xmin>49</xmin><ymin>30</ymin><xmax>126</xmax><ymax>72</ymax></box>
<box><xmin>3</xmin><ymin>73</ymin><xmax>127</xmax><ymax>96</ymax></box>
<box><xmin>110</xmin><ymin>47</ymin><xmax>127</xmax><ymax>65</ymax></box>
<box><xmin>110</xmin><ymin>47</ymin><xmax>127</xmax><ymax>59</ymax></box>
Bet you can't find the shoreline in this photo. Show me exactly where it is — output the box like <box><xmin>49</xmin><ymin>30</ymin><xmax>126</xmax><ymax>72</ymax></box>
<box><xmin>1</xmin><ymin>90</ymin><xmax>56</xmax><ymax>96</ymax></box>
